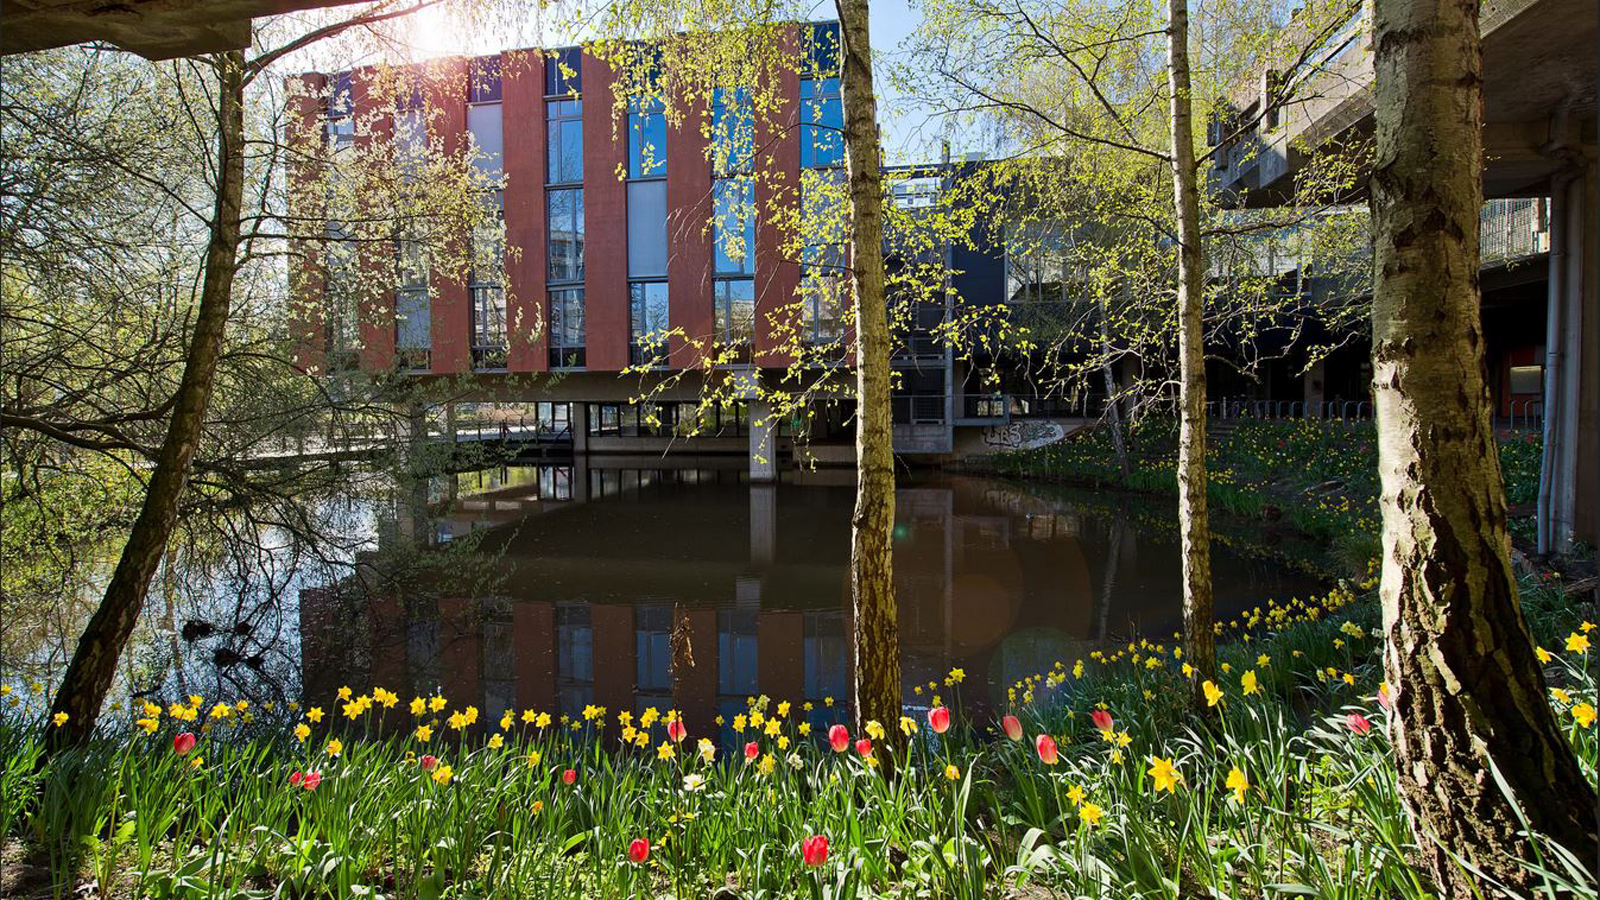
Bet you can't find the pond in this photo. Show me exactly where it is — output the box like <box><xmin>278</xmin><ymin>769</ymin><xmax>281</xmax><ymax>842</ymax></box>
<box><xmin>284</xmin><ymin>462</ymin><xmax>1325</xmax><ymax>741</ymax></box>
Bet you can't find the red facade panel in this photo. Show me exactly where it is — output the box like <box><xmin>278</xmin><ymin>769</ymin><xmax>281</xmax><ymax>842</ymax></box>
<box><xmin>673</xmin><ymin>606</ymin><xmax>719</xmax><ymax>738</ymax></box>
<box><xmin>427</xmin><ymin>58</ymin><xmax>472</xmax><ymax>375</ymax></box>
<box><xmin>352</xmin><ymin>66</ymin><xmax>397</xmax><ymax>373</ymax></box>
<box><xmin>513</xmin><ymin>601</ymin><xmax>557</xmax><ymax>712</ymax></box>
<box><xmin>438</xmin><ymin>597</ymin><xmax>484</xmax><ymax>711</ymax></box>
<box><xmin>286</xmin><ymin>73</ymin><xmax>328</xmax><ymax>375</ymax></box>
<box><xmin>590</xmin><ymin>603</ymin><xmax>636</xmax><ymax>715</ymax></box>
<box><xmin>667</xmin><ymin>94</ymin><xmax>715</xmax><ymax>369</ymax></box>
<box><xmin>581</xmin><ymin>49</ymin><xmax>630</xmax><ymax>371</ymax></box>
<box><xmin>502</xmin><ymin>49</ymin><xmax>549</xmax><ymax>372</ymax></box>
<box><xmin>755</xmin><ymin>25</ymin><xmax>803</xmax><ymax>367</ymax></box>
<box><xmin>757</xmin><ymin>610</ymin><xmax>806</xmax><ymax>710</ymax></box>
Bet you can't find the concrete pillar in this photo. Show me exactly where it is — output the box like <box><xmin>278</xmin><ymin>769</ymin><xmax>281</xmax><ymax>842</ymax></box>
<box><xmin>571</xmin><ymin>401</ymin><xmax>589</xmax><ymax>456</ymax></box>
<box><xmin>1303</xmin><ymin>359</ymin><xmax>1326</xmax><ymax>416</ymax></box>
<box><xmin>1538</xmin><ymin>158</ymin><xmax>1599</xmax><ymax>553</ymax></box>
<box><xmin>745</xmin><ymin>400</ymin><xmax>777</xmax><ymax>483</ymax></box>
<box><xmin>749</xmin><ymin>399</ymin><xmax>777</xmax><ymax>483</ymax></box>
<box><xmin>750</xmin><ymin>483</ymin><xmax>776</xmax><ymax>566</ymax></box>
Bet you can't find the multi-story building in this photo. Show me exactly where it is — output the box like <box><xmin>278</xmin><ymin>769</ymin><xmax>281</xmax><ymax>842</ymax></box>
<box><xmin>288</xmin><ymin>23</ymin><xmax>1083</xmax><ymax>478</ymax></box>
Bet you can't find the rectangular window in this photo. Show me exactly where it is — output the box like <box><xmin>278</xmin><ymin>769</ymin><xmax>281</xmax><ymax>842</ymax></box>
<box><xmin>714</xmin><ymin>278</ymin><xmax>755</xmax><ymax>349</ymax></box>
<box><xmin>801</xmin><ymin>243</ymin><xmax>846</xmax><ymax>343</ymax></box>
<box><xmin>545</xmin><ymin>47</ymin><xmax>582</xmax><ymax>96</ymax></box>
<box><xmin>547</xmin><ymin>188</ymin><xmax>584</xmax><ymax>282</ymax></box>
<box><xmin>629</xmin><ymin>281</ymin><xmax>669</xmax><ymax>365</ymax></box>
<box><xmin>469</xmin><ymin>56</ymin><xmax>502</xmax><ymax>102</ymax></box>
<box><xmin>467</xmin><ymin>102</ymin><xmax>503</xmax><ymax>178</ymax></box>
<box><xmin>713</xmin><ymin>177</ymin><xmax>756</xmax><ymax>275</ymax></box>
<box><xmin>800</xmin><ymin>77</ymin><xmax>843</xmax><ymax>168</ymax></box>
<box><xmin>325</xmin><ymin>71</ymin><xmax>354</xmax><ymax>150</ymax></box>
<box><xmin>805</xmin><ymin>22</ymin><xmax>841</xmax><ymax>78</ymax></box>
<box><xmin>549</xmin><ymin>287</ymin><xmax>586</xmax><ymax>368</ymax></box>
<box><xmin>711</xmin><ymin>87</ymin><xmax>754</xmax><ymax>175</ymax></box>
<box><xmin>547</xmin><ymin>99</ymin><xmax>583</xmax><ymax>184</ymax></box>
<box><xmin>471</xmin><ymin>208</ymin><xmax>507</xmax><ymax>369</ymax></box>
<box><xmin>626</xmin><ymin>180</ymin><xmax>668</xmax><ymax>278</ymax></box>
<box><xmin>628</xmin><ymin>96</ymin><xmax>667</xmax><ymax>179</ymax></box>
<box><xmin>395</xmin><ymin>238</ymin><xmax>430</xmax><ymax>369</ymax></box>
<box><xmin>325</xmin><ymin>225</ymin><xmax>358</xmax><ymax>368</ymax></box>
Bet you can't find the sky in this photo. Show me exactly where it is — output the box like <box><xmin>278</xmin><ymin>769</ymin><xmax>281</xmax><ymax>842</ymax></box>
<box><xmin>373</xmin><ymin>0</ymin><xmax>944</xmax><ymax>165</ymax></box>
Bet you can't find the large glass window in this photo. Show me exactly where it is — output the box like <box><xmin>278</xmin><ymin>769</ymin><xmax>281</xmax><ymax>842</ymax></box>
<box><xmin>547</xmin><ymin>99</ymin><xmax>583</xmax><ymax>184</ymax></box>
<box><xmin>468</xmin><ymin>56</ymin><xmax>503</xmax><ymax>177</ymax></box>
<box><xmin>713</xmin><ymin>177</ymin><xmax>756</xmax><ymax>275</ymax></box>
<box><xmin>714</xmin><ymin>278</ymin><xmax>755</xmax><ymax>349</ymax></box>
<box><xmin>628</xmin><ymin>96</ymin><xmax>667</xmax><ymax>179</ymax></box>
<box><xmin>627</xmin><ymin>180</ymin><xmax>668</xmax><ymax>278</ymax></box>
<box><xmin>629</xmin><ymin>281</ymin><xmax>669</xmax><ymax>365</ymax></box>
<box><xmin>549</xmin><ymin>287</ymin><xmax>585</xmax><ymax>368</ymax></box>
<box><xmin>545</xmin><ymin>47</ymin><xmax>582</xmax><ymax>96</ymax></box>
<box><xmin>471</xmin><ymin>199</ymin><xmax>507</xmax><ymax>369</ymax></box>
<box><xmin>467</xmin><ymin>104</ymin><xmax>503</xmax><ymax>178</ymax></box>
<box><xmin>325</xmin><ymin>71</ymin><xmax>354</xmax><ymax>151</ymax></box>
<box><xmin>800</xmin><ymin>77</ymin><xmax>843</xmax><ymax>169</ymax></box>
<box><xmin>547</xmin><ymin>188</ymin><xmax>585</xmax><ymax>282</ymax></box>
<box><xmin>711</xmin><ymin>87</ymin><xmax>754</xmax><ymax>176</ymax></box>
<box><xmin>801</xmin><ymin>243</ymin><xmax>846</xmax><ymax>343</ymax></box>
<box><xmin>395</xmin><ymin>237</ymin><xmax>430</xmax><ymax>369</ymax></box>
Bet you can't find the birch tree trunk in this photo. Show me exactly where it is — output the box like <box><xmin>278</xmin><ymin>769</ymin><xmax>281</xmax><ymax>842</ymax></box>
<box><xmin>46</xmin><ymin>50</ymin><xmax>247</xmax><ymax>747</ymax></box>
<box><xmin>1165</xmin><ymin>0</ymin><xmax>1216</xmax><ymax>698</ymax></box>
<box><xmin>835</xmin><ymin>0</ymin><xmax>901</xmax><ymax>742</ymax></box>
<box><xmin>1369</xmin><ymin>0</ymin><xmax>1598</xmax><ymax>889</ymax></box>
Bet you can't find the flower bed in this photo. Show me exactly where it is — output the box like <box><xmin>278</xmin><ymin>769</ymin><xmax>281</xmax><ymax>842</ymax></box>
<box><xmin>2</xmin><ymin>578</ymin><xmax>1593</xmax><ymax>899</ymax></box>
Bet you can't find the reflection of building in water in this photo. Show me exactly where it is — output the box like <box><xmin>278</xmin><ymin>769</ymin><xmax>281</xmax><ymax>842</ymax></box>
<box><xmin>300</xmin><ymin>465</ymin><xmax>1320</xmax><ymax>736</ymax></box>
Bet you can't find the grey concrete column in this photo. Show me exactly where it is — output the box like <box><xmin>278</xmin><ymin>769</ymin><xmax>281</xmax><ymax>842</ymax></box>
<box><xmin>749</xmin><ymin>399</ymin><xmax>777</xmax><ymax>483</ymax></box>
<box><xmin>750</xmin><ymin>482</ymin><xmax>776</xmax><ymax>566</ymax></box>
<box><xmin>1538</xmin><ymin>158</ymin><xmax>1599</xmax><ymax>553</ymax></box>
<box><xmin>570</xmin><ymin>400</ymin><xmax>589</xmax><ymax>456</ymax></box>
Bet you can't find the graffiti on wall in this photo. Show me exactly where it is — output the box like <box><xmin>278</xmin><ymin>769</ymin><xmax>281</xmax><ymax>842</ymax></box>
<box><xmin>982</xmin><ymin>420</ymin><xmax>1065</xmax><ymax>450</ymax></box>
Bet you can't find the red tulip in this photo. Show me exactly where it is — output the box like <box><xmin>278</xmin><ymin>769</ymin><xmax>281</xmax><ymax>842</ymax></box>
<box><xmin>173</xmin><ymin>732</ymin><xmax>196</xmax><ymax>755</ymax></box>
<box><xmin>667</xmin><ymin>718</ymin><xmax>687</xmax><ymax>743</ymax></box>
<box><xmin>289</xmin><ymin>771</ymin><xmax>303</xmax><ymax>787</ymax></box>
<box><xmin>420</xmin><ymin>754</ymin><xmax>438</xmax><ymax>771</ymax></box>
<box><xmin>744</xmin><ymin>740</ymin><xmax>760</xmax><ymax>760</ymax></box>
<box><xmin>301</xmin><ymin>771</ymin><xmax>322</xmax><ymax>790</ymax></box>
<box><xmin>1090</xmin><ymin>710</ymin><xmax>1113</xmax><ymax>732</ymax></box>
<box><xmin>828</xmin><ymin>724</ymin><xmax>850</xmax><ymax>753</ymax></box>
<box><xmin>928</xmin><ymin>706</ymin><xmax>950</xmax><ymax>734</ymax></box>
<box><xmin>562</xmin><ymin>767</ymin><xmax>577</xmax><ymax>785</ymax></box>
<box><xmin>628</xmin><ymin>838</ymin><xmax>650</xmax><ymax>864</ymax></box>
<box><xmin>854</xmin><ymin>738</ymin><xmax>872</xmax><ymax>757</ymax></box>
<box><xmin>1001</xmin><ymin>715</ymin><xmax>1023</xmax><ymax>742</ymax></box>
<box><xmin>1347</xmin><ymin>712</ymin><xmax>1373</xmax><ymax>736</ymax></box>
<box><xmin>801</xmin><ymin>834</ymin><xmax>829</xmax><ymax>867</ymax></box>
<box><xmin>1377</xmin><ymin>683</ymin><xmax>1393</xmax><ymax>710</ymax></box>
<box><xmin>1035</xmin><ymin>734</ymin><xmax>1059</xmax><ymax>765</ymax></box>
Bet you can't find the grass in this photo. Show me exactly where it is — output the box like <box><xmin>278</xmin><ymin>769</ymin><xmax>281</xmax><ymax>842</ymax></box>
<box><xmin>3</xmin><ymin>573</ymin><xmax>1595</xmax><ymax>899</ymax></box>
<box><xmin>967</xmin><ymin>417</ymin><xmax>1549</xmax><ymax>571</ymax></box>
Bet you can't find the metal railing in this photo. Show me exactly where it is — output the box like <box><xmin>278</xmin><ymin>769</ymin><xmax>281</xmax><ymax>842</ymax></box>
<box><xmin>1502</xmin><ymin>398</ymin><xmax>1544</xmax><ymax>431</ymax></box>
<box><xmin>892</xmin><ymin>395</ymin><xmax>948</xmax><ymax>425</ymax></box>
<box><xmin>1480</xmin><ymin>198</ymin><xmax>1550</xmax><ymax>266</ymax></box>
<box><xmin>1207</xmin><ymin>397</ymin><xmax>1373</xmax><ymax>421</ymax></box>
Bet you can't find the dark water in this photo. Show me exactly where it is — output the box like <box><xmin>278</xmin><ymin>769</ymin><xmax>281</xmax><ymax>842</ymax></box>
<box><xmin>296</xmin><ymin>463</ymin><xmax>1324</xmax><ymax>739</ymax></box>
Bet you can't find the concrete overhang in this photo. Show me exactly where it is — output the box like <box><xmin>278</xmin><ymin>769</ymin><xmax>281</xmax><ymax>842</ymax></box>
<box><xmin>1</xmin><ymin>0</ymin><xmax>365</xmax><ymax>59</ymax></box>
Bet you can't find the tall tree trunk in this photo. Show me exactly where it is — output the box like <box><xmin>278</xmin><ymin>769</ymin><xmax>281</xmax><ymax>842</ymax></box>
<box><xmin>835</xmin><ymin>0</ymin><xmax>900</xmax><ymax>743</ymax></box>
<box><xmin>1100</xmin><ymin>290</ymin><xmax>1129</xmax><ymax>481</ymax></box>
<box><xmin>1165</xmin><ymin>0</ymin><xmax>1215</xmax><ymax>700</ymax></box>
<box><xmin>47</xmin><ymin>51</ymin><xmax>247</xmax><ymax>747</ymax></box>
<box><xmin>1369</xmin><ymin>0</ymin><xmax>1598</xmax><ymax>889</ymax></box>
